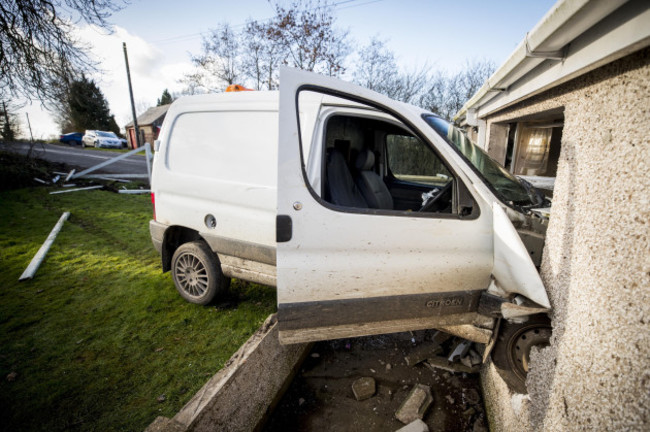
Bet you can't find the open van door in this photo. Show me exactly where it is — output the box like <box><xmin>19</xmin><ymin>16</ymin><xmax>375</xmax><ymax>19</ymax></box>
<box><xmin>276</xmin><ymin>67</ymin><xmax>548</xmax><ymax>344</ymax></box>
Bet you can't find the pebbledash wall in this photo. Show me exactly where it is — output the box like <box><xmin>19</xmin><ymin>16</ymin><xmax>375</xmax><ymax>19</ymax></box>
<box><xmin>479</xmin><ymin>46</ymin><xmax>649</xmax><ymax>431</ymax></box>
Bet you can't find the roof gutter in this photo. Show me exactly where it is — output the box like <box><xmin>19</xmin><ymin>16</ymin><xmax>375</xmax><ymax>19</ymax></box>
<box><xmin>454</xmin><ymin>0</ymin><xmax>648</xmax><ymax>124</ymax></box>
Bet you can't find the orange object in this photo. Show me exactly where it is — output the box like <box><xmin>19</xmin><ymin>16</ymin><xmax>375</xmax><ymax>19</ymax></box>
<box><xmin>225</xmin><ymin>84</ymin><xmax>254</xmax><ymax>92</ymax></box>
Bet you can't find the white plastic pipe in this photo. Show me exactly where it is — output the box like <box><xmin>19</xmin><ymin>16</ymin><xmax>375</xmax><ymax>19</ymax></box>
<box><xmin>19</xmin><ymin>212</ymin><xmax>70</xmax><ymax>281</ymax></box>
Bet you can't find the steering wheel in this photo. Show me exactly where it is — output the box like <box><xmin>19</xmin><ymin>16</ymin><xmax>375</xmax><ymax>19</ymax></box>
<box><xmin>419</xmin><ymin>181</ymin><xmax>453</xmax><ymax>212</ymax></box>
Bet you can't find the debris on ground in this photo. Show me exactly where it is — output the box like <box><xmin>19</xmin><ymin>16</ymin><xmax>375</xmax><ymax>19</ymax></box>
<box><xmin>403</xmin><ymin>341</ymin><xmax>442</xmax><ymax>366</ymax></box>
<box><xmin>395</xmin><ymin>384</ymin><xmax>433</xmax><ymax>424</ymax></box>
<box><xmin>21</xmin><ymin>143</ymin><xmax>154</xmax><ymax>194</ymax></box>
<box><xmin>396</xmin><ymin>419</ymin><xmax>429</xmax><ymax>432</ymax></box>
<box><xmin>18</xmin><ymin>211</ymin><xmax>70</xmax><ymax>281</ymax></box>
<box><xmin>265</xmin><ymin>330</ymin><xmax>487</xmax><ymax>432</ymax></box>
<box><xmin>352</xmin><ymin>377</ymin><xmax>376</xmax><ymax>401</ymax></box>
<box><xmin>448</xmin><ymin>340</ymin><xmax>472</xmax><ymax>362</ymax></box>
<box><xmin>49</xmin><ymin>185</ymin><xmax>103</xmax><ymax>194</ymax></box>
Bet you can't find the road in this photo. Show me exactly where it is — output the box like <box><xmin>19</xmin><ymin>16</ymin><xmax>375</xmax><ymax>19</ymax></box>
<box><xmin>0</xmin><ymin>141</ymin><xmax>148</xmax><ymax>175</ymax></box>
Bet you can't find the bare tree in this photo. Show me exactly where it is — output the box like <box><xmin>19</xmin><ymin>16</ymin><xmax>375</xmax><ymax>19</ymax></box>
<box><xmin>0</xmin><ymin>0</ymin><xmax>123</xmax><ymax>105</ymax></box>
<box><xmin>269</xmin><ymin>0</ymin><xmax>349</xmax><ymax>76</ymax></box>
<box><xmin>186</xmin><ymin>23</ymin><xmax>242</xmax><ymax>92</ymax></box>
<box><xmin>353</xmin><ymin>37</ymin><xmax>398</xmax><ymax>93</ymax></box>
<box><xmin>419</xmin><ymin>59</ymin><xmax>495</xmax><ymax>120</ymax></box>
<box><xmin>352</xmin><ymin>37</ymin><xmax>430</xmax><ymax>104</ymax></box>
<box><xmin>241</xmin><ymin>20</ymin><xmax>284</xmax><ymax>90</ymax></box>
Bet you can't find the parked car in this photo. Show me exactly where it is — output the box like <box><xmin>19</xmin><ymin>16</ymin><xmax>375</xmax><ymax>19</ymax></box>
<box><xmin>149</xmin><ymin>67</ymin><xmax>553</xmax><ymax>392</ymax></box>
<box><xmin>59</xmin><ymin>132</ymin><xmax>83</xmax><ymax>145</ymax></box>
<box><xmin>82</xmin><ymin>130</ymin><xmax>123</xmax><ymax>148</ymax></box>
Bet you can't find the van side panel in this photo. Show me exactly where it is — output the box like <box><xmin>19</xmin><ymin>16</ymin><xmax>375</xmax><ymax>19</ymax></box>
<box><xmin>154</xmin><ymin>109</ymin><xmax>278</xmax><ymax>254</ymax></box>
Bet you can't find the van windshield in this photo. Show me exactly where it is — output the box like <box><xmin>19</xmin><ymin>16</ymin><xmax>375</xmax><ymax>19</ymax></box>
<box><xmin>422</xmin><ymin>115</ymin><xmax>542</xmax><ymax>207</ymax></box>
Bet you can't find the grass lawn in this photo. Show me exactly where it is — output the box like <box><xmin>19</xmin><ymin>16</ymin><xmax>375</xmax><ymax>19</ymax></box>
<box><xmin>0</xmin><ymin>187</ymin><xmax>277</xmax><ymax>431</ymax></box>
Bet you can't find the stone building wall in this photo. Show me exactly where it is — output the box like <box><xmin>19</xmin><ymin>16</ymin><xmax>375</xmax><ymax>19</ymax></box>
<box><xmin>481</xmin><ymin>47</ymin><xmax>650</xmax><ymax>430</ymax></box>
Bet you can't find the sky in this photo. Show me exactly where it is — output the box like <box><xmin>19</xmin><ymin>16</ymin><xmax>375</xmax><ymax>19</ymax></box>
<box><xmin>23</xmin><ymin>0</ymin><xmax>556</xmax><ymax>139</ymax></box>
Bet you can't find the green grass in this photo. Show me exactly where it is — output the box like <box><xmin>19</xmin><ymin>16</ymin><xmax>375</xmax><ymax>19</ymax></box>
<box><xmin>0</xmin><ymin>187</ymin><xmax>277</xmax><ymax>431</ymax></box>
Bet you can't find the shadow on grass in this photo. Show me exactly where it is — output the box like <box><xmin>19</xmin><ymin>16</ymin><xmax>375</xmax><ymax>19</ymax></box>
<box><xmin>0</xmin><ymin>187</ymin><xmax>277</xmax><ymax>432</ymax></box>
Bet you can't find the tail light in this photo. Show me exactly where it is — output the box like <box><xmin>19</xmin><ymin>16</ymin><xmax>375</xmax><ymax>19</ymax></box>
<box><xmin>151</xmin><ymin>192</ymin><xmax>156</xmax><ymax>220</ymax></box>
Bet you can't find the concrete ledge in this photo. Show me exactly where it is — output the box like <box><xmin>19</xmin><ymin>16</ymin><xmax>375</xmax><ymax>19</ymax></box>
<box><xmin>145</xmin><ymin>314</ymin><xmax>311</xmax><ymax>432</ymax></box>
<box><xmin>481</xmin><ymin>361</ymin><xmax>532</xmax><ymax>431</ymax></box>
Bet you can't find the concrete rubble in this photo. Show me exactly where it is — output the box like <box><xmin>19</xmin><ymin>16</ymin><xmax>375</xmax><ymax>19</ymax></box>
<box><xmin>147</xmin><ymin>327</ymin><xmax>487</xmax><ymax>431</ymax></box>
<box><xmin>395</xmin><ymin>384</ymin><xmax>433</xmax><ymax>424</ymax></box>
<box><xmin>352</xmin><ymin>377</ymin><xmax>376</xmax><ymax>401</ymax></box>
<box><xmin>395</xmin><ymin>419</ymin><xmax>429</xmax><ymax>432</ymax></box>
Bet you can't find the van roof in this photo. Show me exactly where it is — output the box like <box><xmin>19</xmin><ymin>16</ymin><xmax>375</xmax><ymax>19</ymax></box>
<box><xmin>168</xmin><ymin>88</ymin><xmax>427</xmax><ymax>119</ymax></box>
<box><xmin>172</xmin><ymin>91</ymin><xmax>279</xmax><ymax>112</ymax></box>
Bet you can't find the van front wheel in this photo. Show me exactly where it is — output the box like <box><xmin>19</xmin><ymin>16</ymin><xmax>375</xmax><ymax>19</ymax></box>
<box><xmin>491</xmin><ymin>314</ymin><xmax>552</xmax><ymax>394</ymax></box>
<box><xmin>171</xmin><ymin>241</ymin><xmax>230</xmax><ymax>305</ymax></box>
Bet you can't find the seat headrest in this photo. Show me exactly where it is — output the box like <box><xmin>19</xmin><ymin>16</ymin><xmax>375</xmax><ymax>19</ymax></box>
<box><xmin>355</xmin><ymin>149</ymin><xmax>375</xmax><ymax>171</ymax></box>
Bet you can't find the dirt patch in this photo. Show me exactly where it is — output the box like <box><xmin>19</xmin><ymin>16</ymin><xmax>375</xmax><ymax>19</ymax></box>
<box><xmin>265</xmin><ymin>331</ymin><xmax>487</xmax><ymax>431</ymax></box>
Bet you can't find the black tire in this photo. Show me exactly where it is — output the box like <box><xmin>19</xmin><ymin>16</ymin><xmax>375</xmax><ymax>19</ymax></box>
<box><xmin>171</xmin><ymin>241</ymin><xmax>230</xmax><ymax>305</ymax></box>
<box><xmin>491</xmin><ymin>314</ymin><xmax>552</xmax><ymax>393</ymax></box>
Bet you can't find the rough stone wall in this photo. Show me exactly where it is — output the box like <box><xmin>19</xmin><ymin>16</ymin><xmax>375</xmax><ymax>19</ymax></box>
<box><xmin>481</xmin><ymin>47</ymin><xmax>650</xmax><ymax>431</ymax></box>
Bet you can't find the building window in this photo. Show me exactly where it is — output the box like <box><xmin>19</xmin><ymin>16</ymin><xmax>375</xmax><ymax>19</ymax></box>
<box><xmin>487</xmin><ymin>113</ymin><xmax>563</xmax><ymax>196</ymax></box>
<box><xmin>512</xmin><ymin>122</ymin><xmax>563</xmax><ymax>176</ymax></box>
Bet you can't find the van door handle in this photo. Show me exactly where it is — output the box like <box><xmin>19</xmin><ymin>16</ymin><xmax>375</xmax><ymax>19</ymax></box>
<box><xmin>276</xmin><ymin>215</ymin><xmax>292</xmax><ymax>242</ymax></box>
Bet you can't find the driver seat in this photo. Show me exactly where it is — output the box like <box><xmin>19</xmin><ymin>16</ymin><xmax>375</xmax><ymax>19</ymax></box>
<box><xmin>354</xmin><ymin>149</ymin><xmax>393</xmax><ymax>210</ymax></box>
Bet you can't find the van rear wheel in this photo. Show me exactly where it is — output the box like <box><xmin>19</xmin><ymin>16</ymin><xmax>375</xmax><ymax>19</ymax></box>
<box><xmin>171</xmin><ymin>241</ymin><xmax>230</xmax><ymax>305</ymax></box>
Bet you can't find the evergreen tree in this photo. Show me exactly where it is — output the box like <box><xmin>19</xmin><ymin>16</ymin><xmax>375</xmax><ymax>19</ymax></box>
<box><xmin>61</xmin><ymin>76</ymin><xmax>120</xmax><ymax>134</ymax></box>
<box><xmin>0</xmin><ymin>101</ymin><xmax>22</xmax><ymax>142</ymax></box>
<box><xmin>157</xmin><ymin>89</ymin><xmax>174</xmax><ymax>106</ymax></box>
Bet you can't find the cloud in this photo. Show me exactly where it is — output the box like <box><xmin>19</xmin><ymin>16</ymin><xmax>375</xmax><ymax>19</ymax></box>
<box><xmin>25</xmin><ymin>24</ymin><xmax>194</xmax><ymax>139</ymax></box>
<box><xmin>79</xmin><ymin>25</ymin><xmax>193</xmax><ymax>129</ymax></box>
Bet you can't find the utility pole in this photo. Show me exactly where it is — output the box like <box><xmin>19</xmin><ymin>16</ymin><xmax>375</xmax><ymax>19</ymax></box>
<box><xmin>25</xmin><ymin>112</ymin><xmax>34</xmax><ymax>142</ymax></box>
<box><xmin>123</xmin><ymin>42</ymin><xmax>141</xmax><ymax>148</ymax></box>
<box><xmin>2</xmin><ymin>101</ymin><xmax>9</xmax><ymax>127</ymax></box>
<box><xmin>25</xmin><ymin>112</ymin><xmax>36</xmax><ymax>158</ymax></box>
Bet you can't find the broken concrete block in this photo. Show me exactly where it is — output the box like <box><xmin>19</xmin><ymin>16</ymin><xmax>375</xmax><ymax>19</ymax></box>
<box><xmin>395</xmin><ymin>418</ymin><xmax>429</xmax><ymax>432</ymax></box>
<box><xmin>395</xmin><ymin>384</ymin><xmax>433</xmax><ymax>424</ymax></box>
<box><xmin>352</xmin><ymin>377</ymin><xmax>376</xmax><ymax>401</ymax></box>
<box><xmin>404</xmin><ymin>342</ymin><xmax>443</xmax><ymax>366</ymax></box>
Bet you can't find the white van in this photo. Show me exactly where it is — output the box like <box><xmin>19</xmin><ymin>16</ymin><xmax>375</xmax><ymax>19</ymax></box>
<box><xmin>150</xmin><ymin>68</ymin><xmax>552</xmax><ymax>392</ymax></box>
